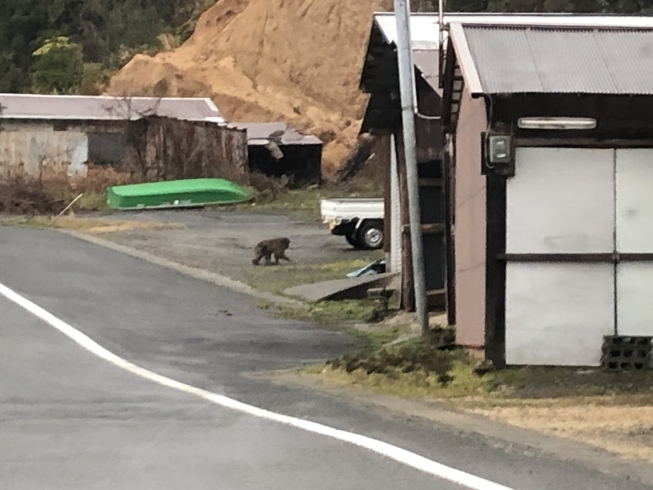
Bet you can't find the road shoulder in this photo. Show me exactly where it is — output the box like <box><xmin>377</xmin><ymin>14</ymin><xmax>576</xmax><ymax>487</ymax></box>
<box><xmin>249</xmin><ymin>367</ymin><xmax>653</xmax><ymax>488</ymax></box>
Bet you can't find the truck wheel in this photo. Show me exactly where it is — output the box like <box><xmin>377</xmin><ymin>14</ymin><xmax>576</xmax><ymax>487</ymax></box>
<box><xmin>345</xmin><ymin>233</ymin><xmax>361</xmax><ymax>248</ymax></box>
<box><xmin>357</xmin><ymin>221</ymin><xmax>384</xmax><ymax>250</ymax></box>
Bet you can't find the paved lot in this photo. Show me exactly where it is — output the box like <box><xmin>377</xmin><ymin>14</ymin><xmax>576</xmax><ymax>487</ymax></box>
<box><xmin>1</xmin><ymin>225</ymin><xmax>651</xmax><ymax>490</ymax></box>
<box><xmin>86</xmin><ymin>209</ymin><xmax>382</xmax><ymax>282</ymax></box>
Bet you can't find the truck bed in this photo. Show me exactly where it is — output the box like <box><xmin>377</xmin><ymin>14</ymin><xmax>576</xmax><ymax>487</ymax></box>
<box><xmin>320</xmin><ymin>198</ymin><xmax>384</xmax><ymax>224</ymax></box>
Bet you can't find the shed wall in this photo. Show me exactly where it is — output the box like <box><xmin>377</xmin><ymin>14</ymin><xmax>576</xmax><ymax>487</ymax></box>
<box><xmin>0</xmin><ymin>119</ymin><xmax>129</xmax><ymax>178</ymax></box>
<box><xmin>120</xmin><ymin>117</ymin><xmax>249</xmax><ymax>183</ymax></box>
<box><xmin>0</xmin><ymin>128</ymin><xmax>88</xmax><ymax>178</ymax></box>
<box><xmin>454</xmin><ymin>86</ymin><xmax>488</xmax><ymax>347</ymax></box>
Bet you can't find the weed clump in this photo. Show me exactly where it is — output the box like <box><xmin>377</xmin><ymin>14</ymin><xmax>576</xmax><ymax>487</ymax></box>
<box><xmin>326</xmin><ymin>327</ymin><xmax>461</xmax><ymax>387</ymax></box>
<box><xmin>0</xmin><ymin>166</ymin><xmax>133</xmax><ymax>215</ymax></box>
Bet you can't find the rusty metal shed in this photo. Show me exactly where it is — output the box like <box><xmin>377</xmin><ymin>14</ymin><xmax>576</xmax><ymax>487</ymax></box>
<box><xmin>0</xmin><ymin>94</ymin><xmax>247</xmax><ymax>181</ymax></box>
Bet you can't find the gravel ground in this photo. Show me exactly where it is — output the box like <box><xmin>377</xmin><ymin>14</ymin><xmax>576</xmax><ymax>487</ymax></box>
<box><xmin>84</xmin><ymin>208</ymin><xmax>384</xmax><ymax>293</ymax></box>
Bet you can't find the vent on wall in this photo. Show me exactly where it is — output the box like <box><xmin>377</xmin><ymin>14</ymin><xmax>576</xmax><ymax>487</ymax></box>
<box><xmin>601</xmin><ymin>335</ymin><xmax>652</xmax><ymax>371</ymax></box>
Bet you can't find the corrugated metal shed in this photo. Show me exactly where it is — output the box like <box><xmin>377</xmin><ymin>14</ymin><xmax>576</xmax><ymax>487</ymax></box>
<box><xmin>0</xmin><ymin>94</ymin><xmax>225</xmax><ymax>123</ymax></box>
<box><xmin>457</xmin><ymin>25</ymin><xmax>653</xmax><ymax>95</ymax></box>
<box><xmin>232</xmin><ymin>122</ymin><xmax>322</xmax><ymax>146</ymax></box>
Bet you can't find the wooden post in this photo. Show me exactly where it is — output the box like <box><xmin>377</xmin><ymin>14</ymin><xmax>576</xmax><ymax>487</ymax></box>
<box><xmin>394</xmin><ymin>130</ymin><xmax>415</xmax><ymax>312</ymax></box>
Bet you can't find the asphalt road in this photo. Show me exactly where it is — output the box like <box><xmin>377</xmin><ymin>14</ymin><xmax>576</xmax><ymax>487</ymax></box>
<box><xmin>0</xmin><ymin>226</ymin><xmax>651</xmax><ymax>490</ymax></box>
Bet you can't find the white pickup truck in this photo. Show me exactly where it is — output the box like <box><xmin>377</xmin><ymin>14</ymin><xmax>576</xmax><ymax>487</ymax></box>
<box><xmin>320</xmin><ymin>198</ymin><xmax>384</xmax><ymax>250</ymax></box>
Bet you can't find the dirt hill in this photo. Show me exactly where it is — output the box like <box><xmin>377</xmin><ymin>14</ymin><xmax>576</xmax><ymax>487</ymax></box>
<box><xmin>106</xmin><ymin>0</ymin><xmax>393</xmax><ymax>177</ymax></box>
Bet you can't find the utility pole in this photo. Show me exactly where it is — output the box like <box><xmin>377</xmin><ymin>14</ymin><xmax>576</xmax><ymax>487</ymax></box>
<box><xmin>394</xmin><ymin>0</ymin><xmax>429</xmax><ymax>338</ymax></box>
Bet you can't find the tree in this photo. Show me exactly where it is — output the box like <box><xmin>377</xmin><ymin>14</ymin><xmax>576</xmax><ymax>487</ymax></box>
<box><xmin>31</xmin><ymin>36</ymin><xmax>84</xmax><ymax>94</ymax></box>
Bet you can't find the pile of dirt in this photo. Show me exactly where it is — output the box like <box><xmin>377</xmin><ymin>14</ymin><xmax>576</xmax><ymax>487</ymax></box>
<box><xmin>107</xmin><ymin>0</ymin><xmax>394</xmax><ymax>177</ymax></box>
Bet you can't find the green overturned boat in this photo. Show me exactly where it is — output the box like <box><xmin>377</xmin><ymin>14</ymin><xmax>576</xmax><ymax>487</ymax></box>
<box><xmin>107</xmin><ymin>178</ymin><xmax>252</xmax><ymax>210</ymax></box>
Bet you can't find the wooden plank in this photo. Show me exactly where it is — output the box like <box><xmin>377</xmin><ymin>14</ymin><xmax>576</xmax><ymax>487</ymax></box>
<box><xmin>418</xmin><ymin>178</ymin><xmax>444</xmax><ymax>187</ymax></box>
<box><xmin>426</xmin><ymin>289</ymin><xmax>446</xmax><ymax>311</ymax></box>
<box><xmin>401</xmin><ymin>223</ymin><xmax>445</xmax><ymax>234</ymax></box>
<box><xmin>421</xmin><ymin>223</ymin><xmax>445</xmax><ymax>234</ymax></box>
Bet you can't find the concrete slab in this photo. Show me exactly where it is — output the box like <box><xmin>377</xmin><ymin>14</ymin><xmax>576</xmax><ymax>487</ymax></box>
<box><xmin>284</xmin><ymin>272</ymin><xmax>399</xmax><ymax>302</ymax></box>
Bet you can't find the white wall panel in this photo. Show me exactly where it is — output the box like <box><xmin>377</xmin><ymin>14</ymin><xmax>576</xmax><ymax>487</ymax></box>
<box><xmin>506</xmin><ymin>147</ymin><xmax>615</xmax><ymax>254</ymax></box>
<box><xmin>506</xmin><ymin>262</ymin><xmax>615</xmax><ymax>366</ymax></box>
<box><xmin>617</xmin><ymin>263</ymin><xmax>653</xmax><ymax>336</ymax></box>
<box><xmin>616</xmin><ymin>149</ymin><xmax>653</xmax><ymax>254</ymax></box>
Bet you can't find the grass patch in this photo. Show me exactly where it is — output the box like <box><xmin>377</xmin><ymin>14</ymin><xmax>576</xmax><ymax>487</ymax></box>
<box><xmin>241</xmin><ymin>257</ymin><xmax>382</xmax><ymax>295</ymax></box>
<box><xmin>0</xmin><ymin>215</ymin><xmax>184</xmax><ymax>233</ymax></box>
<box><xmin>465</xmin><ymin>393</ymin><xmax>653</xmax><ymax>466</ymax></box>
<box><xmin>260</xmin><ymin>299</ymin><xmax>379</xmax><ymax>327</ymax></box>
<box><xmin>348</xmin><ymin>325</ymin><xmax>414</xmax><ymax>351</ymax></box>
<box><xmin>75</xmin><ymin>191</ymin><xmax>109</xmax><ymax>211</ymax></box>
<box><xmin>304</xmin><ymin>329</ymin><xmax>653</xmax><ymax>404</ymax></box>
<box><xmin>308</xmin><ymin>335</ymin><xmax>497</xmax><ymax>400</ymax></box>
<box><xmin>219</xmin><ymin>177</ymin><xmax>385</xmax><ymax>221</ymax></box>
<box><xmin>219</xmin><ymin>188</ymin><xmax>322</xmax><ymax>221</ymax></box>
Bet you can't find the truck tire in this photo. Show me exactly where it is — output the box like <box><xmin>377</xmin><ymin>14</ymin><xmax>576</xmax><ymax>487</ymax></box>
<box><xmin>357</xmin><ymin>220</ymin><xmax>384</xmax><ymax>250</ymax></box>
<box><xmin>345</xmin><ymin>232</ymin><xmax>362</xmax><ymax>248</ymax></box>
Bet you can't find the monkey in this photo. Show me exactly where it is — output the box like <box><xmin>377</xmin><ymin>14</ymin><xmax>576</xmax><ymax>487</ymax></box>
<box><xmin>252</xmin><ymin>237</ymin><xmax>292</xmax><ymax>266</ymax></box>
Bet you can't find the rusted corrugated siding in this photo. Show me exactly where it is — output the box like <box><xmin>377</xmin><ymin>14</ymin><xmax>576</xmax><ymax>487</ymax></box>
<box><xmin>121</xmin><ymin>117</ymin><xmax>249</xmax><ymax>184</ymax></box>
<box><xmin>0</xmin><ymin>126</ymin><xmax>89</xmax><ymax>178</ymax></box>
<box><xmin>454</xmin><ymin>86</ymin><xmax>487</xmax><ymax>348</ymax></box>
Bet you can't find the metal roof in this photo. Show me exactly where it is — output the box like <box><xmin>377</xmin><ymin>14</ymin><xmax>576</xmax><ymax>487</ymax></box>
<box><xmin>232</xmin><ymin>122</ymin><xmax>322</xmax><ymax>146</ymax></box>
<box><xmin>452</xmin><ymin>24</ymin><xmax>653</xmax><ymax>95</ymax></box>
<box><xmin>0</xmin><ymin>94</ymin><xmax>225</xmax><ymax>123</ymax></box>
<box><xmin>373</xmin><ymin>12</ymin><xmax>653</xmax><ymax>47</ymax></box>
<box><xmin>412</xmin><ymin>49</ymin><xmax>440</xmax><ymax>92</ymax></box>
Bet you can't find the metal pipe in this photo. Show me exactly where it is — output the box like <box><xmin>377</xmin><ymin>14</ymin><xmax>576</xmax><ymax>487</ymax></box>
<box><xmin>439</xmin><ymin>0</ymin><xmax>445</xmax><ymax>46</ymax></box>
<box><xmin>394</xmin><ymin>0</ymin><xmax>429</xmax><ymax>338</ymax></box>
<box><xmin>438</xmin><ymin>0</ymin><xmax>446</xmax><ymax>88</ymax></box>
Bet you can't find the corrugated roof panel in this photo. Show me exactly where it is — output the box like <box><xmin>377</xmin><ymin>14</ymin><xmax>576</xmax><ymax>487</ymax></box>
<box><xmin>0</xmin><ymin>94</ymin><xmax>224</xmax><ymax>122</ymax></box>
<box><xmin>232</xmin><ymin>122</ymin><xmax>322</xmax><ymax>146</ymax></box>
<box><xmin>461</xmin><ymin>26</ymin><xmax>653</xmax><ymax>95</ymax></box>
<box><xmin>412</xmin><ymin>49</ymin><xmax>440</xmax><ymax>93</ymax></box>
<box><xmin>233</xmin><ymin>122</ymin><xmax>287</xmax><ymax>140</ymax></box>
<box><xmin>462</xmin><ymin>27</ymin><xmax>543</xmax><ymax>93</ymax></box>
<box><xmin>593</xmin><ymin>30</ymin><xmax>653</xmax><ymax>93</ymax></box>
<box><xmin>372</xmin><ymin>12</ymin><xmax>653</xmax><ymax>47</ymax></box>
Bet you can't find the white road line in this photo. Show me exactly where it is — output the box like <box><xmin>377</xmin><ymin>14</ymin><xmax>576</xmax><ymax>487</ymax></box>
<box><xmin>0</xmin><ymin>281</ymin><xmax>515</xmax><ymax>490</ymax></box>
